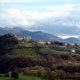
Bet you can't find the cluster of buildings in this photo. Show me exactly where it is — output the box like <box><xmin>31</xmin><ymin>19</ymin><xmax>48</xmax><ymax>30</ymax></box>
<box><xmin>35</xmin><ymin>40</ymin><xmax>80</xmax><ymax>53</ymax></box>
<box><xmin>35</xmin><ymin>40</ymin><xmax>75</xmax><ymax>46</ymax></box>
<box><xmin>13</xmin><ymin>35</ymin><xmax>32</xmax><ymax>43</ymax></box>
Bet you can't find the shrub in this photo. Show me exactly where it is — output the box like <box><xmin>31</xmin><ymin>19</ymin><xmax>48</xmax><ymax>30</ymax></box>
<box><xmin>37</xmin><ymin>69</ymin><xmax>46</xmax><ymax>79</ymax></box>
<box><xmin>23</xmin><ymin>68</ymin><xmax>32</xmax><ymax>76</ymax></box>
<box><xmin>46</xmin><ymin>70</ymin><xmax>56</xmax><ymax>80</ymax></box>
<box><xmin>5</xmin><ymin>71</ymin><xmax>11</xmax><ymax>77</ymax></box>
<box><xmin>11</xmin><ymin>70</ymin><xmax>19</xmax><ymax>80</ymax></box>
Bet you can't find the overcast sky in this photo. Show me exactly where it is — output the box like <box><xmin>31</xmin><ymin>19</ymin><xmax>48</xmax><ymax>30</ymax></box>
<box><xmin>0</xmin><ymin>0</ymin><xmax>80</xmax><ymax>38</ymax></box>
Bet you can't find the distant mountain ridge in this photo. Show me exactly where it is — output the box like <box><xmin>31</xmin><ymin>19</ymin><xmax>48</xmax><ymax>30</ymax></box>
<box><xmin>65</xmin><ymin>37</ymin><xmax>80</xmax><ymax>44</ymax></box>
<box><xmin>0</xmin><ymin>27</ymin><xmax>80</xmax><ymax>44</ymax></box>
<box><xmin>0</xmin><ymin>27</ymin><xmax>64</xmax><ymax>41</ymax></box>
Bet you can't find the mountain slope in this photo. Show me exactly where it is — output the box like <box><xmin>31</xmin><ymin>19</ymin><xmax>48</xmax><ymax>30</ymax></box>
<box><xmin>0</xmin><ymin>27</ymin><xmax>63</xmax><ymax>41</ymax></box>
<box><xmin>30</xmin><ymin>31</ymin><xmax>63</xmax><ymax>41</ymax></box>
<box><xmin>65</xmin><ymin>37</ymin><xmax>80</xmax><ymax>44</ymax></box>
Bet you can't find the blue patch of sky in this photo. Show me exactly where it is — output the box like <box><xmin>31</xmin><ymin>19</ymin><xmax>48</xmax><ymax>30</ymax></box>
<box><xmin>0</xmin><ymin>1</ymin><xmax>71</xmax><ymax>7</ymax></box>
<box><xmin>69</xmin><ymin>0</ymin><xmax>80</xmax><ymax>4</ymax></box>
<box><xmin>0</xmin><ymin>0</ymin><xmax>79</xmax><ymax>8</ymax></box>
<box><xmin>0</xmin><ymin>0</ymin><xmax>79</xmax><ymax>12</ymax></box>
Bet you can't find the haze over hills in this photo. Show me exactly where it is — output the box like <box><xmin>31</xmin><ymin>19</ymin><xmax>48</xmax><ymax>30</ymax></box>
<box><xmin>0</xmin><ymin>27</ymin><xmax>80</xmax><ymax>44</ymax></box>
<box><xmin>65</xmin><ymin>37</ymin><xmax>80</xmax><ymax>45</ymax></box>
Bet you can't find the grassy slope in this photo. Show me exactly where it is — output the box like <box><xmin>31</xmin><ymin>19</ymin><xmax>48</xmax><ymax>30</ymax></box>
<box><xmin>20</xmin><ymin>42</ymin><xmax>46</xmax><ymax>47</ymax></box>
<box><xmin>40</xmin><ymin>48</ymin><xmax>68</xmax><ymax>55</ymax></box>
<box><xmin>7</xmin><ymin>42</ymin><xmax>71</xmax><ymax>58</ymax></box>
<box><xmin>0</xmin><ymin>74</ymin><xmax>41</xmax><ymax>80</ymax></box>
<box><xmin>10</xmin><ymin>48</ymin><xmax>41</xmax><ymax>58</ymax></box>
<box><xmin>0</xmin><ymin>74</ymin><xmax>73</xmax><ymax>80</ymax></box>
<box><xmin>8</xmin><ymin>42</ymin><xmax>43</xmax><ymax>58</ymax></box>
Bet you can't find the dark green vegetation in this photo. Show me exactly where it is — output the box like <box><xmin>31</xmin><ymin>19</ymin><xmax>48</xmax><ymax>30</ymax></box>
<box><xmin>0</xmin><ymin>74</ymin><xmax>42</xmax><ymax>80</ymax></box>
<box><xmin>0</xmin><ymin>34</ymin><xmax>80</xmax><ymax>80</ymax></box>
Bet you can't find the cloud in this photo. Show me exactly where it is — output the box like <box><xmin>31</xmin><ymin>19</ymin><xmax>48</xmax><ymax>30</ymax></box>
<box><xmin>0</xmin><ymin>3</ymin><xmax>80</xmax><ymax>37</ymax></box>
<box><xmin>0</xmin><ymin>7</ymin><xmax>47</xmax><ymax>27</ymax></box>
<box><xmin>58</xmin><ymin>35</ymin><xmax>79</xmax><ymax>39</ymax></box>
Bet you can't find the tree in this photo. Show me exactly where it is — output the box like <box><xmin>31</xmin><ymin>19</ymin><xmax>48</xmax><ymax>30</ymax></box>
<box><xmin>37</xmin><ymin>69</ymin><xmax>46</xmax><ymax>80</ymax></box>
<box><xmin>11</xmin><ymin>70</ymin><xmax>19</xmax><ymax>80</ymax></box>
<box><xmin>46</xmin><ymin>70</ymin><xmax>56</xmax><ymax>80</ymax></box>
